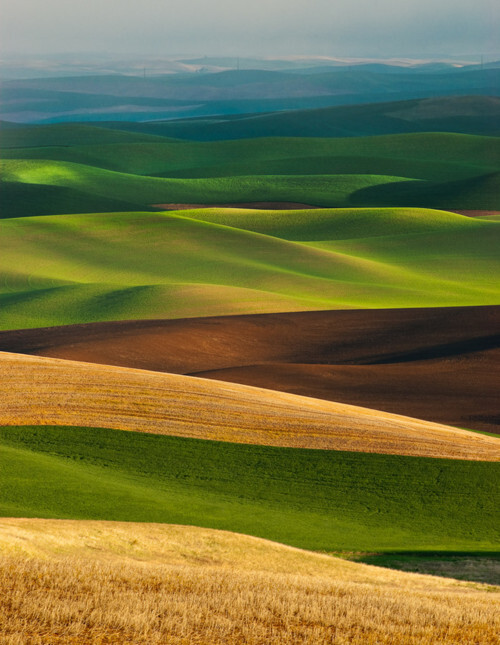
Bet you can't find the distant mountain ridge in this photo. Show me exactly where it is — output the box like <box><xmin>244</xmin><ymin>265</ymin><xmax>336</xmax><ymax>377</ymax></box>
<box><xmin>1</xmin><ymin>65</ymin><xmax>498</xmax><ymax>124</ymax></box>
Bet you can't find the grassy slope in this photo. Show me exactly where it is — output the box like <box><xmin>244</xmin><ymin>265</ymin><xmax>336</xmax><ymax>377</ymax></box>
<box><xmin>2</xmin><ymin>133</ymin><xmax>498</xmax><ymax>220</ymax></box>
<box><xmin>0</xmin><ymin>181</ymin><xmax>145</xmax><ymax>219</ymax></box>
<box><xmin>2</xmin><ymin>518</ymin><xmax>499</xmax><ymax>586</ymax></box>
<box><xmin>351</xmin><ymin>171</ymin><xmax>500</xmax><ymax>210</ymax></box>
<box><xmin>2</xmin><ymin>132</ymin><xmax>497</xmax><ymax>179</ymax></box>
<box><xmin>2</xmin><ymin>518</ymin><xmax>497</xmax><ymax>587</ymax></box>
<box><xmin>180</xmin><ymin>206</ymin><xmax>480</xmax><ymax>240</ymax></box>
<box><xmin>0</xmin><ymin>122</ymin><xmax>175</xmax><ymax>148</ymax></box>
<box><xmin>0</xmin><ymin>209</ymin><xmax>498</xmax><ymax>329</ymax></box>
<box><xmin>91</xmin><ymin>94</ymin><xmax>500</xmax><ymax>139</ymax></box>
<box><xmin>1</xmin><ymin>158</ymin><xmax>416</xmax><ymax>207</ymax></box>
<box><xmin>1</xmin><ymin>425</ymin><xmax>498</xmax><ymax>553</ymax></box>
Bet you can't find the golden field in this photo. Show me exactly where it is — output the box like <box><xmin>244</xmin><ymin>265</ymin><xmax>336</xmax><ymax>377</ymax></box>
<box><xmin>1</xmin><ymin>351</ymin><xmax>498</xmax><ymax>460</ymax></box>
<box><xmin>0</xmin><ymin>519</ymin><xmax>498</xmax><ymax>645</ymax></box>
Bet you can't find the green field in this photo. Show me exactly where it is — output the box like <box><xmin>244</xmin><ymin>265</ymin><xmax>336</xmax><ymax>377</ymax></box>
<box><xmin>0</xmin><ymin>123</ymin><xmax>174</xmax><ymax>148</ymax></box>
<box><xmin>2</xmin><ymin>132</ymin><xmax>497</xmax><ymax>178</ymax></box>
<box><xmin>1</xmin><ymin>425</ymin><xmax>498</xmax><ymax>553</ymax></box>
<box><xmin>0</xmin><ymin>208</ymin><xmax>499</xmax><ymax>329</ymax></box>
<box><xmin>2</xmin><ymin>131</ymin><xmax>498</xmax><ymax>220</ymax></box>
<box><xmin>2</xmin><ymin>126</ymin><xmax>499</xmax><ymax>329</ymax></box>
<box><xmin>2</xmin><ymin>159</ymin><xmax>419</xmax><ymax>212</ymax></box>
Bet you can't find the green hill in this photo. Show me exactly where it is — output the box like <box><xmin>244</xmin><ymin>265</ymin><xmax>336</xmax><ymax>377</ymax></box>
<box><xmin>1</xmin><ymin>159</ymin><xmax>418</xmax><ymax>210</ymax></box>
<box><xmin>0</xmin><ymin>122</ymin><xmax>173</xmax><ymax>148</ymax></box>
<box><xmin>0</xmin><ymin>208</ymin><xmax>498</xmax><ymax>329</ymax></box>
<box><xmin>101</xmin><ymin>96</ymin><xmax>500</xmax><ymax>140</ymax></box>
<box><xmin>351</xmin><ymin>172</ymin><xmax>500</xmax><ymax>210</ymax></box>
<box><xmin>1</xmin><ymin>425</ymin><xmax>498</xmax><ymax>553</ymax></box>
<box><xmin>181</xmin><ymin>206</ymin><xmax>481</xmax><ymax>241</ymax></box>
<box><xmin>2</xmin><ymin>155</ymin><xmax>499</xmax><ymax>215</ymax></box>
<box><xmin>2</xmin><ymin>133</ymin><xmax>498</xmax><ymax>219</ymax></box>
<box><xmin>0</xmin><ymin>181</ymin><xmax>147</xmax><ymax>219</ymax></box>
<box><xmin>2</xmin><ymin>132</ymin><xmax>497</xmax><ymax>181</ymax></box>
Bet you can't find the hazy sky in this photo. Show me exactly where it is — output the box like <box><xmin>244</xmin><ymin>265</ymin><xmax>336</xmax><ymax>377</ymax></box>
<box><xmin>1</xmin><ymin>0</ymin><xmax>498</xmax><ymax>58</ymax></box>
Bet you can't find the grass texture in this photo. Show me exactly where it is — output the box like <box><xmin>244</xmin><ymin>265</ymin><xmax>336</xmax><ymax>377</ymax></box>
<box><xmin>0</xmin><ymin>208</ymin><xmax>498</xmax><ymax>329</ymax></box>
<box><xmin>2</xmin><ymin>132</ymin><xmax>497</xmax><ymax>178</ymax></box>
<box><xmin>1</xmin><ymin>129</ymin><xmax>498</xmax><ymax>326</ymax></box>
<box><xmin>2</xmin><ymin>132</ymin><xmax>499</xmax><ymax>216</ymax></box>
<box><xmin>1</xmin><ymin>158</ymin><xmax>416</xmax><ymax>209</ymax></box>
<box><xmin>0</xmin><ymin>425</ymin><xmax>498</xmax><ymax>553</ymax></box>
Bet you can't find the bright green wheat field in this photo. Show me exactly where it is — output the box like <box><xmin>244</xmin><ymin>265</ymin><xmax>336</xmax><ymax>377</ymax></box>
<box><xmin>2</xmin><ymin>126</ymin><xmax>499</xmax><ymax>328</ymax></box>
<box><xmin>0</xmin><ymin>206</ymin><xmax>499</xmax><ymax>329</ymax></box>
<box><xmin>1</xmin><ymin>425</ymin><xmax>498</xmax><ymax>554</ymax></box>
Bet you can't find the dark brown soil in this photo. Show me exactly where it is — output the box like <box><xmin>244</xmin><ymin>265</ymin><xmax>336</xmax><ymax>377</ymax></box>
<box><xmin>1</xmin><ymin>305</ymin><xmax>499</xmax><ymax>434</ymax></box>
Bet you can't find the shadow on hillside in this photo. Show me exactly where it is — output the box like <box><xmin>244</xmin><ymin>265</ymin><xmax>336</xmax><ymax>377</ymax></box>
<box><xmin>335</xmin><ymin>551</ymin><xmax>500</xmax><ymax>586</ymax></box>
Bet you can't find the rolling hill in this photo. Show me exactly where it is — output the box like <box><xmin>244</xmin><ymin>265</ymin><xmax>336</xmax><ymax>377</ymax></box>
<box><xmin>2</xmin><ymin>62</ymin><xmax>499</xmax><ymax>645</ymax></box>
<box><xmin>101</xmin><ymin>95</ymin><xmax>500</xmax><ymax>141</ymax></box>
<box><xmin>2</xmin><ymin>131</ymin><xmax>498</xmax><ymax>219</ymax></box>
<box><xmin>2</xmin><ymin>306</ymin><xmax>497</xmax><ymax>434</ymax></box>
<box><xmin>0</xmin><ymin>158</ymin><xmax>421</xmax><ymax>207</ymax></box>
<box><xmin>2</xmin><ymin>351</ymin><xmax>498</xmax><ymax>459</ymax></box>
<box><xmin>1</xmin><ymin>519</ymin><xmax>498</xmax><ymax>644</ymax></box>
<box><xmin>0</xmin><ymin>208</ymin><xmax>498</xmax><ymax>329</ymax></box>
<box><xmin>2</xmin><ymin>130</ymin><xmax>497</xmax><ymax>180</ymax></box>
<box><xmin>1</xmin><ymin>418</ymin><xmax>499</xmax><ymax>550</ymax></box>
<box><xmin>2</xmin><ymin>67</ymin><xmax>499</xmax><ymax>125</ymax></box>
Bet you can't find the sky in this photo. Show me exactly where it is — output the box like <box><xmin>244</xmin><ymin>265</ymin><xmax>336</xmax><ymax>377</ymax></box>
<box><xmin>1</xmin><ymin>0</ymin><xmax>498</xmax><ymax>59</ymax></box>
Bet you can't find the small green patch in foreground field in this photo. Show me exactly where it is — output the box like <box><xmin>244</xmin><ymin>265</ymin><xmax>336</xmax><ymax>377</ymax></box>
<box><xmin>0</xmin><ymin>425</ymin><xmax>498</xmax><ymax>554</ymax></box>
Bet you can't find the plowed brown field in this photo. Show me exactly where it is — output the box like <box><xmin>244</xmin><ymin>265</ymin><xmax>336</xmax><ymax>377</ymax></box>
<box><xmin>2</xmin><ymin>306</ymin><xmax>498</xmax><ymax>433</ymax></box>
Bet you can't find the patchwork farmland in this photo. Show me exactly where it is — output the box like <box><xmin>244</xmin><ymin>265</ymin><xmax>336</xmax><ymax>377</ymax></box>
<box><xmin>1</xmin><ymin>69</ymin><xmax>499</xmax><ymax>643</ymax></box>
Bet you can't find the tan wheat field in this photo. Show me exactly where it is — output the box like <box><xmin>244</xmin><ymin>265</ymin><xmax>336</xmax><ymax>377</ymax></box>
<box><xmin>1</xmin><ymin>351</ymin><xmax>498</xmax><ymax>460</ymax></box>
<box><xmin>0</xmin><ymin>519</ymin><xmax>498</xmax><ymax>645</ymax></box>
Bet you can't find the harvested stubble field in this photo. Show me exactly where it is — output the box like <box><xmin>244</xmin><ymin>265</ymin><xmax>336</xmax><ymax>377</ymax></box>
<box><xmin>0</xmin><ymin>519</ymin><xmax>498</xmax><ymax>645</ymax></box>
<box><xmin>0</xmin><ymin>351</ymin><xmax>498</xmax><ymax>460</ymax></box>
<box><xmin>4</xmin><ymin>305</ymin><xmax>497</xmax><ymax>434</ymax></box>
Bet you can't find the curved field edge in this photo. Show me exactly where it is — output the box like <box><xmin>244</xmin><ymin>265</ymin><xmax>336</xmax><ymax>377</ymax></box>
<box><xmin>1</xmin><ymin>425</ymin><xmax>499</xmax><ymax>554</ymax></box>
<box><xmin>0</xmin><ymin>208</ymin><xmax>499</xmax><ymax>330</ymax></box>
<box><xmin>2</xmin><ymin>132</ymin><xmax>498</xmax><ymax>179</ymax></box>
<box><xmin>171</xmin><ymin>205</ymin><xmax>486</xmax><ymax>240</ymax></box>
<box><xmin>2</xmin><ymin>305</ymin><xmax>498</xmax><ymax>435</ymax></box>
<box><xmin>0</xmin><ymin>159</ymin><xmax>416</xmax><ymax>208</ymax></box>
<box><xmin>1</xmin><ymin>521</ymin><xmax>498</xmax><ymax>645</ymax></box>
<box><xmin>0</xmin><ymin>518</ymin><xmax>497</xmax><ymax>587</ymax></box>
<box><xmin>1</xmin><ymin>352</ymin><xmax>499</xmax><ymax>461</ymax></box>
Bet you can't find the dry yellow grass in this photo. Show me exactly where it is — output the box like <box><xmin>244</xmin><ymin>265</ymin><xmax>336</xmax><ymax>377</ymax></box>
<box><xmin>0</xmin><ymin>519</ymin><xmax>498</xmax><ymax>645</ymax></box>
<box><xmin>1</xmin><ymin>351</ymin><xmax>499</xmax><ymax>460</ymax></box>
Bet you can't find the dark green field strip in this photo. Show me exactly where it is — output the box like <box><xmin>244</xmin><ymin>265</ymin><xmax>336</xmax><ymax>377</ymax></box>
<box><xmin>2</xmin><ymin>132</ymin><xmax>498</xmax><ymax>180</ymax></box>
<box><xmin>351</xmin><ymin>171</ymin><xmax>500</xmax><ymax>210</ymax></box>
<box><xmin>0</xmin><ymin>122</ymin><xmax>175</xmax><ymax>148</ymax></box>
<box><xmin>0</xmin><ymin>159</ymin><xmax>416</xmax><ymax>209</ymax></box>
<box><xmin>1</xmin><ymin>426</ymin><xmax>498</xmax><ymax>553</ymax></box>
<box><xmin>97</xmin><ymin>93</ymin><xmax>500</xmax><ymax>140</ymax></box>
<box><xmin>1</xmin><ymin>133</ymin><xmax>498</xmax><ymax>216</ymax></box>
<box><xmin>0</xmin><ymin>181</ymin><xmax>147</xmax><ymax>219</ymax></box>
